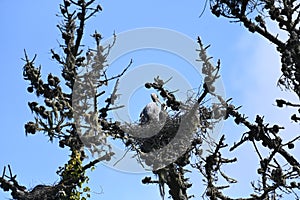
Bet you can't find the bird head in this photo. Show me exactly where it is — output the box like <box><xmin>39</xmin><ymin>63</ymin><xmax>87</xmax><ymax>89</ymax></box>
<box><xmin>161</xmin><ymin>103</ymin><xmax>167</xmax><ymax>111</ymax></box>
<box><xmin>151</xmin><ymin>93</ymin><xmax>161</xmax><ymax>104</ymax></box>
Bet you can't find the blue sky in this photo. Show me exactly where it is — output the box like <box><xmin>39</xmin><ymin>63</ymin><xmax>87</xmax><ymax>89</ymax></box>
<box><xmin>0</xmin><ymin>0</ymin><xmax>299</xmax><ymax>199</ymax></box>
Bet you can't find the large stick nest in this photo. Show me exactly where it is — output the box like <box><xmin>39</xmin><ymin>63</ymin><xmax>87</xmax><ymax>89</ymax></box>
<box><xmin>122</xmin><ymin>103</ymin><xmax>206</xmax><ymax>170</ymax></box>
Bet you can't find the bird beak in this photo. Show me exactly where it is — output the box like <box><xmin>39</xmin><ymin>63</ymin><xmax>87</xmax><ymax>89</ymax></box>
<box><xmin>155</xmin><ymin>96</ymin><xmax>161</xmax><ymax>104</ymax></box>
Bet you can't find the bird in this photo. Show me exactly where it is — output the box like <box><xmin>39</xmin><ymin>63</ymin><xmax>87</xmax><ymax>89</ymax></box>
<box><xmin>159</xmin><ymin>103</ymin><xmax>168</xmax><ymax>122</ymax></box>
<box><xmin>140</xmin><ymin>93</ymin><xmax>162</xmax><ymax>124</ymax></box>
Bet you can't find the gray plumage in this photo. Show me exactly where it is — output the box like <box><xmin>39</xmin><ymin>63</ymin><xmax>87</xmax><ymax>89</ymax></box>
<box><xmin>140</xmin><ymin>93</ymin><xmax>161</xmax><ymax>124</ymax></box>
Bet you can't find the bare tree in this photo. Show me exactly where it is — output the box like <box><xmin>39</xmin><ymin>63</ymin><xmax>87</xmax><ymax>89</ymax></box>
<box><xmin>189</xmin><ymin>0</ymin><xmax>300</xmax><ymax>199</ymax></box>
<box><xmin>0</xmin><ymin>1</ymin><xmax>116</xmax><ymax>199</ymax></box>
<box><xmin>0</xmin><ymin>0</ymin><xmax>299</xmax><ymax>200</ymax></box>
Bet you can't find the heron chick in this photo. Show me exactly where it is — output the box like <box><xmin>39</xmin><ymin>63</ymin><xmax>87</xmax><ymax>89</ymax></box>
<box><xmin>140</xmin><ymin>93</ymin><xmax>162</xmax><ymax>124</ymax></box>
